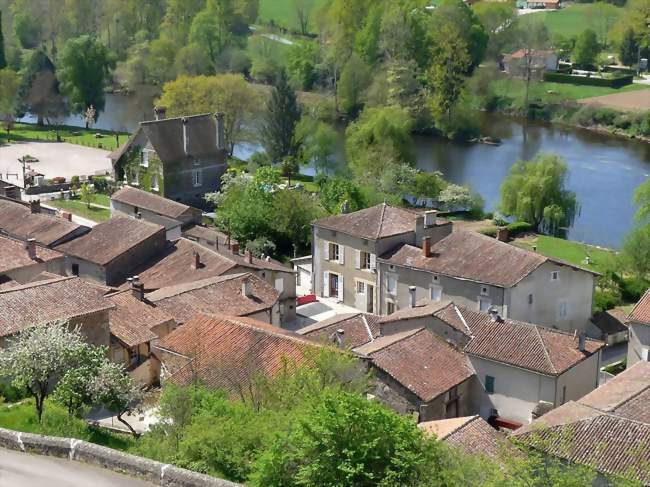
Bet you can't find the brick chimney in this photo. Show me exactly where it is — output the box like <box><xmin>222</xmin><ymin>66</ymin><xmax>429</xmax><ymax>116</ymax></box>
<box><xmin>422</xmin><ymin>236</ymin><xmax>431</xmax><ymax>258</ymax></box>
<box><xmin>232</xmin><ymin>243</ymin><xmax>240</xmax><ymax>254</ymax></box>
<box><xmin>246</xmin><ymin>250</ymin><xmax>253</xmax><ymax>264</ymax></box>
<box><xmin>153</xmin><ymin>106</ymin><xmax>167</xmax><ymax>121</ymax></box>
<box><xmin>60</xmin><ymin>211</ymin><xmax>72</xmax><ymax>222</ymax></box>
<box><xmin>242</xmin><ymin>278</ymin><xmax>252</xmax><ymax>298</ymax></box>
<box><xmin>26</xmin><ymin>238</ymin><xmax>37</xmax><ymax>259</ymax></box>
<box><xmin>424</xmin><ymin>210</ymin><xmax>437</xmax><ymax>228</ymax></box>
<box><xmin>191</xmin><ymin>251</ymin><xmax>201</xmax><ymax>270</ymax></box>
<box><xmin>496</xmin><ymin>227</ymin><xmax>509</xmax><ymax>242</ymax></box>
<box><xmin>409</xmin><ymin>286</ymin><xmax>417</xmax><ymax>308</ymax></box>
<box><xmin>130</xmin><ymin>276</ymin><xmax>144</xmax><ymax>301</ymax></box>
<box><xmin>30</xmin><ymin>200</ymin><xmax>41</xmax><ymax>214</ymax></box>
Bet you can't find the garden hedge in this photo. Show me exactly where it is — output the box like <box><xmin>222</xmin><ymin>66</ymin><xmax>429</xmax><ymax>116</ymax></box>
<box><xmin>543</xmin><ymin>72</ymin><xmax>633</xmax><ymax>88</ymax></box>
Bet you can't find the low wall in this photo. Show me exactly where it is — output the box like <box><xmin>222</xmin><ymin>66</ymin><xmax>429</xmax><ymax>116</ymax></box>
<box><xmin>0</xmin><ymin>427</ymin><xmax>240</xmax><ymax>487</ymax></box>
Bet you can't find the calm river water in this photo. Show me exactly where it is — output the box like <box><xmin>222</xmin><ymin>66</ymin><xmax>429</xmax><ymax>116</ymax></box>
<box><xmin>24</xmin><ymin>92</ymin><xmax>648</xmax><ymax>249</ymax></box>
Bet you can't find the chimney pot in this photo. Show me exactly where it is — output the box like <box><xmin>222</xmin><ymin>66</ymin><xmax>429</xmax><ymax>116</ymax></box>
<box><xmin>422</xmin><ymin>236</ymin><xmax>431</xmax><ymax>258</ymax></box>
<box><xmin>242</xmin><ymin>279</ymin><xmax>252</xmax><ymax>298</ymax></box>
<box><xmin>61</xmin><ymin>211</ymin><xmax>72</xmax><ymax>222</ymax></box>
<box><xmin>30</xmin><ymin>200</ymin><xmax>41</xmax><ymax>214</ymax></box>
<box><xmin>153</xmin><ymin>106</ymin><xmax>167</xmax><ymax>121</ymax></box>
<box><xmin>409</xmin><ymin>286</ymin><xmax>417</xmax><ymax>308</ymax></box>
<box><xmin>130</xmin><ymin>276</ymin><xmax>144</xmax><ymax>301</ymax></box>
<box><xmin>424</xmin><ymin>210</ymin><xmax>437</xmax><ymax>227</ymax></box>
<box><xmin>488</xmin><ymin>307</ymin><xmax>502</xmax><ymax>322</ymax></box>
<box><xmin>26</xmin><ymin>238</ymin><xmax>37</xmax><ymax>259</ymax></box>
<box><xmin>231</xmin><ymin>243</ymin><xmax>240</xmax><ymax>254</ymax></box>
<box><xmin>578</xmin><ymin>332</ymin><xmax>586</xmax><ymax>352</ymax></box>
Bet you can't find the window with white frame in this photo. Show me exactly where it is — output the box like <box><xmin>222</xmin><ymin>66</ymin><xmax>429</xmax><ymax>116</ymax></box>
<box><xmin>360</xmin><ymin>251</ymin><xmax>371</xmax><ymax>270</ymax></box>
<box><xmin>357</xmin><ymin>281</ymin><xmax>366</xmax><ymax>294</ymax></box>
<box><xmin>192</xmin><ymin>168</ymin><xmax>202</xmax><ymax>187</ymax></box>
<box><xmin>558</xmin><ymin>301</ymin><xmax>568</xmax><ymax>319</ymax></box>
<box><xmin>141</xmin><ymin>150</ymin><xmax>150</xmax><ymax>167</ymax></box>
<box><xmin>387</xmin><ymin>275</ymin><xmax>397</xmax><ymax>295</ymax></box>
<box><xmin>430</xmin><ymin>285</ymin><xmax>442</xmax><ymax>302</ymax></box>
<box><xmin>329</xmin><ymin>243</ymin><xmax>340</xmax><ymax>261</ymax></box>
<box><xmin>151</xmin><ymin>173</ymin><xmax>159</xmax><ymax>191</ymax></box>
<box><xmin>551</xmin><ymin>270</ymin><xmax>559</xmax><ymax>281</ymax></box>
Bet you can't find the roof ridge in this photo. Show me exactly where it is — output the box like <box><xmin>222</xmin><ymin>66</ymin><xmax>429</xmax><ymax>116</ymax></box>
<box><xmin>0</xmin><ymin>275</ymin><xmax>73</xmax><ymax>294</ymax></box>
<box><xmin>628</xmin><ymin>288</ymin><xmax>650</xmax><ymax>324</ymax></box>
<box><xmin>376</xmin><ymin>203</ymin><xmax>388</xmax><ymax>239</ymax></box>
<box><xmin>599</xmin><ymin>380</ymin><xmax>650</xmax><ymax>414</ymax></box>
<box><xmin>535</xmin><ymin>325</ymin><xmax>557</xmax><ymax>374</ymax></box>
<box><xmin>444</xmin><ymin>415</ymin><xmax>480</xmax><ymax>439</ymax></box>
<box><xmin>361</xmin><ymin>314</ymin><xmax>375</xmax><ymax>343</ymax></box>
<box><xmin>140</xmin><ymin>113</ymin><xmax>213</xmax><ymax>125</ymax></box>
<box><xmin>363</xmin><ymin>327</ymin><xmax>424</xmax><ymax>354</ymax></box>
<box><xmin>151</xmin><ymin>273</ymin><xmax>248</xmax><ymax>300</ymax></box>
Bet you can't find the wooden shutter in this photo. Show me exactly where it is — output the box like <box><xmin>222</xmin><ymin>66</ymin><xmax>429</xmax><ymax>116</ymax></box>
<box><xmin>370</xmin><ymin>253</ymin><xmax>376</xmax><ymax>271</ymax></box>
<box><xmin>323</xmin><ymin>271</ymin><xmax>330</xmax><ymax>297</ymax></box>
<box><xmin>338</xmin><ymin>276</ymin><xmax>344</xmax><ymax>301</ymax></box>
<box><xmin>338</xmin><ymin>245</ymin><xmax>345</xmax><ymax>265</ymax></box>
<box><xmin>355</xmin><ymin>249</ymin><xmax>361</xmax><ymax>269</ymax></box>
<box><xmin>323</xmin><ymin>240</ymin><xmax>330</xmax><ymax>261</ymax></box>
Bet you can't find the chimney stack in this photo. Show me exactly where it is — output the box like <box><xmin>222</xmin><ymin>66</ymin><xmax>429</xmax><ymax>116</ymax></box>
<box><xmin>191</xmin><ymin>251</ymin><xmax>201</xmax><ymax>270</ymax></box>
<box><xmin>246</xmin><ymin>250</ymin><xmax>253</xmax><ymax>264</ymax></box>
<box><xmin>422</xmin><ymin>236</ymin><xmax>431</xmax><ymax>258</ymax></box>
<box><xmin>496</xmin><ymin>227</ymin><xmax>509</xmax><ymax>242</ymax></box>
<box><xmin>242</xmin><ymin>278</ymin><xmax>252</xmax><ymax>298</ymax></box>
<box><xmin>182</xmin><ymin>117</ymin><xmax>189</xmax><ymax>155</ymax></box>
<box><xmin>153</xmin><ymin>106</ymin><xmax>167</xmax><ymax>121</ymax></box>
<box><xmin>488</xmin><ymin>307</ymin><xmax>502</xmax><ymax>322</ymax></box>
<box><xmin>61</xmin><ymin>211</ymin><xmax>72</xmax><ymax>222</ymax></box>
<box><xmin>26</xmin><ymin>238</ymin><xmax>37</xmax><ymax>259</ymax></box>
<box><xmin>424</xmin><ymin>210</ymin><xmax>437</xmax><ymax>228</ymax></box>
<box><xmin>330</xmin><ymin>329</ymin><xmax>345</xmax><ymax>348</ymax></box>
<box><xmin>409</xmin><ymin>286</ymin><xmax>417</xmax><ymax>308</ymax></box>
<box><xmin>135</xmin><ymin>212</ymin><xmax>142</xmax><ymax>219</ymax></box>
<box><xmin>130</xmin><ymin>276</ymin><xmax>144</xmax><ymax>301</ymax></box>
<box><xmin>578</xmin><ymin>332</ymin><xmax>586</xmax><ymax>352</ymax></box>
<box><xmin>215</xmin><ymin>112</ymin><xmax>225</xmax><ymax>150</ymax></box>
<box><xmin>30</xmin><ymin>200</ymin><xmax>41</xmax><ymax>214</ymax></box>
<box><xmin>232</xmin><ymin>243</ymin><xmax>240</xmax><ymax>254</ymax></box>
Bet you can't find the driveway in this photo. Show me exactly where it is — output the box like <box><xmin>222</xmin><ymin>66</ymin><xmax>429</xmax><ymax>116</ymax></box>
<box><xmin>0</xmin><ymin>141</ymin><xmax>112</xmax><ymax>187</ymax></box>
<box><xmin>0</xmin><ymin>448</ymin><xmax>154</xmax><ymax>487</ymax></box>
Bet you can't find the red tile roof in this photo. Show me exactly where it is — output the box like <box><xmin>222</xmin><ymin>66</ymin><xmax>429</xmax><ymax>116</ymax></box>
<box><xmin>156</xmin><ymin>314</ymin><xmax>322</xmax><ymax>391</ymax></box>
<box><xmin>298</xmin><ymin>313</ymin><xmax>381</xmax><ymax>349</ymax></box>
<box><xmin>111</xmin><ymin>185</ymin><xmax>200</xmax><ymax>220</ymax></box>
<box><xmin>379</xmin><ymin>299</ymin><xmax>452</xmax><ymax>324</ymax></box>
<box><xmin>106</xmin><ymin>291</ymin><xmax>173</xmax><ymax>347</ymax></box>
<box><xmin>628</xmin><ymin>289</ymin><xmax>650</xmax><ymax>326</ymax></box>
<box><xmin>381</xmin><ymin>231</ymin><xmax>596</xmax><ymax>288</ymax></box>
<box><xmin>55</xmin><ymin>217</ymin><xmax>165</xmax><ymax>266</ymax></box>
<box><xmin>420</xmin><ymin>415</ymin><xmax>506</xmax><ymax>459</ymax></box>
<box><xmin>0</xmin><ymin>277</ymin><xmax>114</xmax><ymax>337</ymax></box>
<box><xmin>147</xmin><ymin>273</ymin><xmax>279</xmax><ymax>323</ymax></box>
<box><xmin>0</xmin><ymin>235</ymin><xmax>63</xmax><ymax>274</ymax></box>
<box><xmin>355</xmin><ymin>328</ymin><xmax>474</xmax><ymax>402</ymax></box>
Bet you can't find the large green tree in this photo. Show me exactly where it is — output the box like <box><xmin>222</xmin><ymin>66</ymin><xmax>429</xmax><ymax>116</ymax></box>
<box><xmin>260</xmin><ymin>70</ymin><xmax>302</xmax><ymax>162</ymax></box>
<box><xmin>573</xmin><ymin>28</ymin><xmax>601</xmax><ymax>67</ymax></box>
<box><xmin>58</xmin><ymin>35</ymin><xmax>115</xmax><ymax>122</ymax></box>
<box><xmin>337</xmin><ymin>52</ymin><xmax>371</xmax><ymax>118</ymax></box>
<box><xmin>499</xmin><ymin>153</ymin><xmax>578</xmax><ymax>234</ymax></box>
<box><xmin>619</xmin><ymin>28</ymin><xmax>639</xmax><ymax>68</ymax></box>
<box><xmin>19</xmin><ymin>50</ymin><xmax>68</xmax><ymax>125</ymax></box>
<box><xmin>0</xmin><ymin>9</ymin><xmax>6</xmax><ymax>70</ymax></box>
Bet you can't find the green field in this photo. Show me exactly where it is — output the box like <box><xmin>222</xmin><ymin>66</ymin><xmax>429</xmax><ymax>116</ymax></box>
<box><xmin>513</xmin><ymin>234</ymin><xmax>616</xmax><ymax>274</ymax></box>
<box><xmin>48</xmin><ymin>199</ymin><xmax>111</xmax><ymax>222</ymax></box>
<box><xmin>518</xmin><ymin>4</ymin><xmax>623</xmax><ymax>41</ymax></box>
<box><xmin>0</xmin><ymin>123</ymin><xmax>129</xmax><ymax>151</ymax></box>
<box><xmin>258</xmin><ymin>0</ymin><xmax>330</xmax><ymax>33</ymax></box>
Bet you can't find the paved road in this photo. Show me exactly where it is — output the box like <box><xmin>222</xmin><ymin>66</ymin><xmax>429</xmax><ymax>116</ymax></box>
<box><xmin>0</xmin><ymin>448</ymin><xmax>154</xmax><ymax>487</ymax></box>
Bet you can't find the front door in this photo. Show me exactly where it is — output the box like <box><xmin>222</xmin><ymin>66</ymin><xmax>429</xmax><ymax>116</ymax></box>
<box><xmin>367</xmin><ymin>285</ymin><xmax>374</xmax><ymax>313</ymax></box>
<box><xmin>329</xmin><ymin>273</ymin><xmax>339</xmax><ymax>298</ymax></box>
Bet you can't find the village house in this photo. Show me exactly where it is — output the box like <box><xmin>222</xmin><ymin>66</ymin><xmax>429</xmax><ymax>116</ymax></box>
<box><xmin>298</xmin><ymin>312</ymin><xmax>381</xmax><ymax>349</ymax></box>
<box><xmin>110</xmin><ymin>185</ymin><xmax>202</xmax><ymax>240</ymax></box>
<box><xmin>147</xmin><ymin>273</ymin><xmax>281</xmax><ymax>326</ymax></box>
<box><xmin>378</xmin><ymin>230</ymin><xmax>598</xmax><ymax>334</ymax></box>
<box><xmin>311</xmin><ymin>203</ymin><xmax>452</xmax><ymax>313</ymax></box>
<box><xmin>0</xmin><ymin>234</ymin><xmax>64</xmax><ymax>287</ymax></box>
<box><xmin>153</xmin><ymin>314</ymin><xmax>325</xmax><ymax>395</ymax></box>
<box><xmin>124</xmin><ymin>237</ymin><xmax>297</xmax><ymax>324</ymax></box>
<box><xmin>502</xmin><ymin>49</ymin><xmax>559</xmax><ymax>77</ymax></box>
<box><xmin>182</xmin><ymin>224</ymin><xmax>236</xmax><ymax>249</ymax></box>
<box><xmin>55</xmin><ymin>217</ymin><xmax>167</xmax><ymax>286</ymax></box>
<box><xmin>626</xmin><ymin>289</ymin><xmax>650</xmax><ymax>366</ymax></box>
<box><xmin>511</xmin><ymin>361</ymin><xmax>650</xmax><ymax>485</ymax></box>
<box><xmin>108</xmin><ymin>110</ymin><xmax>228</xmax><ymax>208</ymax></box>
<box><xmin>0</xmin><ymin>196</ymin><xmax>89</xmax><ymax>247</ymax></box>
<box><xmin>380</xmin><ymin>301</ymin><xmax>604</xmax><ymax>425</ymax></box>
<box><xmin>0</xmin><ymin>276</ymin><xmax>112</xmax><ymax>348</ymax></box>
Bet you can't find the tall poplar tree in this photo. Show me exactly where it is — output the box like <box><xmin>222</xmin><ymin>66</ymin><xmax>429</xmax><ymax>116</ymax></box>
<box><xmin>0</xmin><ymin>10</ymin><xmax>7</xmax><ymax>70</ymax></box>
<box><xmin>260</xmin><ymin>70</ymin><xmax>301</xmax><ymax>162</ymax></box>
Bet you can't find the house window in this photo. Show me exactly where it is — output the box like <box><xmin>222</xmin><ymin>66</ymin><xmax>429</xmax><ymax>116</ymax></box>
<box><xmin>528</xmin><ymin>293</ymin><xmax>534</xmax><ymax>305</ymax></box>
<box><xmin>329</xmin><ymin>243</ymin><xmax>340</xmax><ymax>261</ymax></box>
<box><xmin>642</xmin><ymin>348</ymin><xmax>649</xmax><ymax>361</ymax></box>
<box><xmin>558</xmin><ymin>301</ymin><xmax>568</xmax><ymax>319</ymax></box>
<box><xmin>360</xmin><ymin>251</ymin><xmax>372</xmax><ymax>270</ymax></box>
<box><xmin>479</xmin><ymin>298</ymin><xmax>492</xmax><ymax>312</ymax></box>
<box><xmin>192</xmin><ymin>168</ymin><xmax>202</xmax><ymax>187</ymax></box>
<box><xmin>485</xmin><ymin>375</ymin><xmax>495</xmax><ymax>394</ymax></box>
<box><xmin>561</xmin><ymin>385</ymin><xmax>567</xmax><ymax>405</ymax></box>
<box><xmin>480</xmin><ymin>285</ymin><xmax>489</xmax><ymax>296</ymax></box>
<box><xmin>151</xmin><ymin>173</ymin><xmax>159</xmax><ymax>191</ymax></box>
<box><xmin>551</xmin><ymin>271</ymin><xmax>559</xmax><ymax>281</ymax></box>
<box><xmin>357</xmin><ymin>281</ymin><xmax>366</xmax><ymax>294</ymax></box>
<box><xmin>71</xmin><ymin>263</ymin><xmax>79</xmax><ymax>276</ymax></box>
<box><xmin>387</xmin><ymin>302</ymin><xmax>395</xmax><ymax>314</ymax></box>
<box><xmin>132</xmin><ymin>170</ymin><xmax>139</xmax><ymax>186</ymax></box>
<box><xmin>430</xmin><ymin>285</ymin><xmax>442</xmax><ymax>302</ymax></box>
<box><xmin>387</xmin><ymin>275</ymin><xmax>397</xmax><ymax>295</ymax></box>
<box><xmin>433</xmin><ymin>275</ymin><xmax>439</xmax><ymax>282</ymax></box>
<box><xmin>141</xmin><ymin>149</ymin><xmax>150</xmax><ymax>167</ymax></box>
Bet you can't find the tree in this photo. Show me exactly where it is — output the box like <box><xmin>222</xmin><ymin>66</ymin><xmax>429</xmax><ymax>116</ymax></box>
<box><xmin>0</xmin><ymin>9</ymin><xmax>6</xmax><ymax>70</ymax></box>
<box><xmin>337</xmin><ymin>53</ymin><xmax>371</xmax><ymax>118</ymax></box>
<box><xmin>79</xmin><ymin>182</ymin><xmax>95</xmax><ymax>208</ymax></box>
<box><xmin>189</xmin><ymin>8</ymin><xmax>226</xmax><ymax>71</ymax></box>
<box><xmin>319</xmin><ymin>176</ymin><xmax>364</xmax><ymax>214</ymax></box>
<box><xmin>620</xmin><ymin>28</ymin><xmax>639</xmax><ymax>68</ymax></box>
<box><xmin>293</xmin><ymin>0</ymin><xmax>316</xmax><ymax>36</ymax></box>
<box><xmin>89</xmin><ymin>360</ymin><xmax>143</xmax><ymax>437</ymax></box>
<box><xmin>499</xmin><ymin>153</ymin><xmax>578</xmax><ymax>234</ymax></box>
<box><xmin>573</xmin><ymin>28</ymin><xmax>601</xmax><ymax>67</ymax></box>
<box><xmin>297</xmin><ymin>119</ymin><xmax>338</xmax><ymax>174</ymax></box>
<box><xmin>0</xmin><ymin>68</ymin><xmax>20</xmax><ymax>122</ymax></box>
<box><xmin>273</xmin><ymin>189</ymin><xmax>324</xmax><ymax>254</ymax></box>
<box><xmin>287</xmin><ymin>41</ymin><xmax>320</xmax><ymax>90</ymax></box>
<box><xmin>622</xmin><ymin>225</ymin><xmax>650</xmax><ymax>278</ymax></box>
<box><xmin>52</xmin><ymin>346</ymin><xmax>106</xmax><ymax>417</ymax></box>
<box><xmin>0</xmin><ymin>321</ymin><xmax>90</xmax><ymax>422</ymax></box>
<box><xmin>633</xmin><ymin>178</ymin><xmax>650</xmax><ymax>224</ymax></box>
<box><xmin>158</xmin><ymin>74</ymin><xmax>261</xmax><ymax>155</ymax></box>
<box><xmin>516</xmin><ymin>21</ymin><xmax>550</xmax><ymax>110</ymax></box>
<box><xmin>58</xmin><ymin>35</ymin><xmax>115</xmax><ymax>118</ymax></box>
<box><xmin>19</xmin><ymin>50</ymin><xmax>68</xmax><ymax>126</ymax></box>
<box><xmin>260</xmin><ymin>70</ymin><xmax>302</xmax><ymax>162</ymax></box>
<box><xmin>439</xmin><ymin>184</ymin><xmax>484</xmax><ymax>216</ymax></box>
<box><xmin>413</xmin><ymin>171</ymin><xmax>446</xmax><ymax>200</ymax></box>
<box><xmin>474</xmin><ymin>1</ymin><xmax>517</xmax><ymax>61</ymax></box>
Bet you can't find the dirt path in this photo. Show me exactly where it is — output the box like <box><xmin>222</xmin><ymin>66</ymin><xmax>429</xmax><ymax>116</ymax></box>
<box><xmin>577</xmin><ymin>89</ymin><xmax>650</xmax><ymax>112</ymax></box>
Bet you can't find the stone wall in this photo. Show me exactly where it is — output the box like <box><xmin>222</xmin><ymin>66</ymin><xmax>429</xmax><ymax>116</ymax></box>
<box><xmin>0</xmin><ymin>427</ymin><xmax>240</xmax><ymax>486</ymax></box>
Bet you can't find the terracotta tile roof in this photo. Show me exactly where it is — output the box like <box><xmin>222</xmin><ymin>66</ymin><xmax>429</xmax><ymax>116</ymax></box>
<box><xmin>55</xmin><ymin>217</ymin><xmax>165</xmax><ymax>266</ymax></box>
<box><xmin>314</xmin><ymin>203</ymin><xmax>444</xmax><ymax>240</ymax></box>
<box><xmin>0</xmin><ymin>277</ymin><xmax>114</xmax><ymax>337</ymax></box>
<box><xmin>183</xmin><ymin>225</ymin><xmax>237</xmax><ymax>248</ymax></box>
<box><xmin>355</xmin><ymin>328</ymin><xmax>474</xmax><ymax>402</ymax></box>
<box><xmin>106</xmin><ymin>291</ymin><xmax>173</xmax><ymax>347</ymax></box>
<box><xmin>381</xmin><ymin>231</ymin><xmax>552</xmax><ymax>287</ymax></box>
<box><xmin>156</xmin><ymin>314</ymin><xmax>321</xmax><ymax>391</ymax></box>
<box><xmin>0</xmin><ymin>235</ymin><xmax>63</xmax><ymax>274</ymax></box>
<box><xmin>0</xmin><ymin>198</ymin><xmax>86</xmax><ymax>246</ymax></box>
<box><xmin>298</xmin><ymin>313</ymin><xmax>381</xmax><ymax>349</ymax></box>
<box><xmin>111</xmin><ymin>185</ymin><xmax>199</xmax><ymax>220</ymax></box>
<box><xmin>147</xmin><ymin>273</ymin><xmax>279</xmax><ymax>323</ymax></box>
<box><xmin>379</xmin><ymin>299</ymin><xmax>452</xmax><ymax>324</ymax></box>
<box><xmin>420</xmin><ymin>415</ymin><xmax>506</xmax><ymax>459</ymax></box>
<box><xmin>438</xmin><ymin>306</ymin><xmax>604</xmax><ymax>376</ymax></box>
<box><xmin>512</xmin><ymin>402</ymin><xmax>650</xmax><ymax>484</ymax></box>
<box><xmin>628</xmin><ymin>289</ymin><xmax>650</xmax><ymax>326</ymax></box>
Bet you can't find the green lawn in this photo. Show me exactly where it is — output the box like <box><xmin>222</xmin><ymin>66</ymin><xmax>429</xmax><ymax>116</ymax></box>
<box><xmin>518</xmin><ymin>4</ymin><xmax>623</xmax><ymax>40</ymax></box>
<box><xmin>0</xmin><ymin>123</ymin><xmax>129</xmax><ymax>151</ymax></box>
<box><xmin>513</xmin><ymin>234</ymin><xmax>616</xmax><ymax>274</ymax></box>
<box><xmin>48</xmin><ymin>198</ymin><xmax>111</xmax><ymax>222</ymax></box>
<box><xmin>258</xmin><ymin>0</ymin><xmax>330</xmax><ymax>33</ymax></box>
<box><xmin>94</xmin><ymin>193</ymin><xmax>110</xmax><ymax>207</ymax></box>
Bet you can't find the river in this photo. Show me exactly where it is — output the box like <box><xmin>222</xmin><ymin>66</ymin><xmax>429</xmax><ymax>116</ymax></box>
<box><xmin>23</xmin><ymin>92</ymin><xmax>648</xmax><ymax>249</ymax></box>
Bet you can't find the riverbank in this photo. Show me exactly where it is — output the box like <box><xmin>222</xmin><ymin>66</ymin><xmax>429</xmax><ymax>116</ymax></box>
<box><xmin>0</xmin><ymin>123</ymin><xmax>128</xmax><ymax>151</ymax></box>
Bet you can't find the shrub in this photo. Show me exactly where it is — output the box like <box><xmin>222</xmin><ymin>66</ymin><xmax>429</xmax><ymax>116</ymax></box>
<box><xmin>0</xmin><ymin>383</ymin><xmax>28</xmax><ymax>403</ymax></box>
<box><xmin>479</xmin><ymin>227</ymin><xmax>497</xmax><ymax>238</ymax></box>
<box><xmin>506</xmin><ymin>221</ymin><xmax>533</xmax><ymax>237</ymax></box>
<box><xmin>70</xmin><ymin>175</ymin><xmax>80</xmax><ymax>187</ymax></box>
<box><xmin>594</xmin><ymin>289</ymin><xmax>622</xmax><ymax>313</ymax></box>
<box><xmin>51</xmin><ymin>176</ymin><xmax>66</xmax><ymax>184</ymax></box>
<box><xmin>92</xmin><ymin>176</ymin><xmax>109</xmax><ymax>194</ymax></box>
<box><xmin>543</xmin><ymin>72</ymin><xmax>633</xmax><ymax>88</ymax></box>
<box><xmin>619</xmin><ymin>276</ymin><xmax>649</xmax><ymax>303</ymax></box>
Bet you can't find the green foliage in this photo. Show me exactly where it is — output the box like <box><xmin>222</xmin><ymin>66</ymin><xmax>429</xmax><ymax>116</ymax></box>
<box><xmin>0</xmin><ymin>10</ymin><xmax>5</xmax><ymax>70</ymax></box>
<box><xmin>438</xmin><ymin>184</ymin><xmax>484</xmax><ymax>217</ymax></box>
<box><xmin>337</xmin><ymin>53</ymin><xmax>371</xmax><ymax>118</ymax></box>
<box><xmin>287</xmin><ymin>41</ymin><xmax>321</xmax><ymax>90</ymax></box>
<box><xmin>79</xmin><ymin>182</ymin><xmax>95</xmax><ymax>209</ymax></box>
<box><xmin>12</xmin><ymin>9</ymin><xmax>41</xmax><ymax>49</ymax></box>
<box><xmin>319</xmin><ymin>176</ymin><xmax>364</xmax><ymax>214</ymax></box>
<box><xmin>506</xmin><ymin>221</ymin><xmax>533</xmax><ymax>237</ymax></box>
<box><xmin>0</xmin><ymin>68</ymin><xmax>20</xmax><ymax>117</ymax></box>
<box><xmin>296</xmin><ymin>117</ymin><xmax>338</xmax><ymax>174</ymax></box>
<box><xmin>633</xmin><ymin>178</ymin><xmax>650</xmax><ymax>224</ymax></box>
<box><xmin>499</xmin><ymin>153</ymin><xmax>578</xmax><ymax>235</ymax></box>
<box><xmin>92</xmin><ymin>176</ymin><xmax>109</xmax><ymax>194</ymax></box>
<box><xmin>621</xmin><ymin>225</ymin><xmax>650</xmax><ymax>278</ymax></box>
<box><xmin>543</xmin><ymin>72</ymin><xmax>633</xmax><ymax>88</ymax></box>
<box><xmin>594</xmin><ymin>288</ymin><xmax>622</xmax><ymax>313</ymax></box>
<box><xmin>412</xmin><ymin>171</ymin><xmax>446</xmax><ymax>199</ymax></box>
<box><xmin>261</xmin><ymin>70</ymin><xmax>302</xmax><ymax>162</ymax></box>
<box><xmin>57</xmin><ymin>35</ymin><xmax>115</xmax><ymax>118</ymax></box>
<box><xmin>619</xmin><ymin>275</ymin><xmax>649</xmax><ymax>302</ymax></box>
<box><xmin>619</xmin><ymin>29</ymin><xmax>639</xmax><ymax>67</ymax></box>
<box><xmin>573</xmin><ymin>28</ymin><xmax>601</xmax><ymax>67</ymax></box>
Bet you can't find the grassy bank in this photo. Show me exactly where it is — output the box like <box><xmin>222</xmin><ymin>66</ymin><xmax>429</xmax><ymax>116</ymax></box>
<box><xmin>518</xmin><ymin>4</ymin><xmax>624</xmax><ymax>39</ymax></box>
<box><xmin>0</xmin><ymin>123</ymin><xmax>129</xmax><ymax>151</ymax></box>
<box><xmin>48</xmin><ymin>199</ymin><xmax>111</xmax><ymax>222</ymax></box>
<box><xmin>258</xmin><ymin>0</ymin><xmax>330</xmax><ymax>33</ymax></box>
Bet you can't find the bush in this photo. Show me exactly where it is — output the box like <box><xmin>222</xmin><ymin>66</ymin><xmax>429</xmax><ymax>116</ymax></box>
<box><xmin>619</xmin><ymin>276</ymin><xmax>649</xmax><ymax>303</ymax></box>
<box><xmin>479</xmin><ymin>227</ymin><xmax>498</xmax><ymax>238</ymax></box>
<box><xmin>0</xmin><ymin>383</ymin><xmax>28</xmax><ymax>403</ymax></box>
<box><xmin>92</xmin><ymin>176</ymin><xmax>109</xmax><ymax>194</ymax></box>
<box><xmin>506</xmin><ymin>221</ymin><xmax>533</xmax><ymax>237</ymax></box>
<box><xmin>594</xmin><ymin>289</ymin><xmax>622</xmax><ymax>312</ymax></box>
<box><xmin>543</xmin><ymin>72</ymin><xmax>633</xmax><ymax>88</ymax></box>
<box><xmin>51</xmin><ymin>176</ymin><xmax>66</xmax><ymax>184</ymax></box>
<box><xmin>71</xmin><ymin>175</ymin><xmax>80</xmax><ymax>187</ymax></box>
